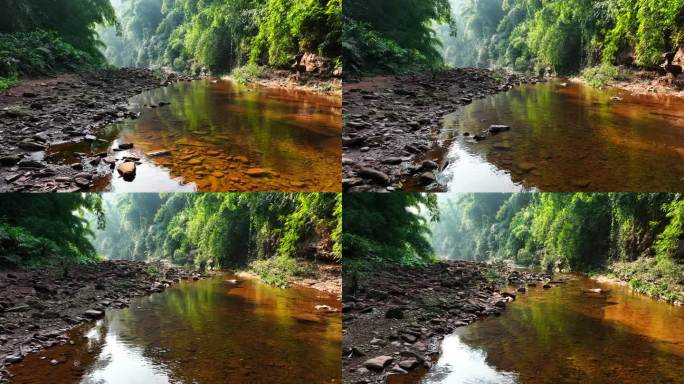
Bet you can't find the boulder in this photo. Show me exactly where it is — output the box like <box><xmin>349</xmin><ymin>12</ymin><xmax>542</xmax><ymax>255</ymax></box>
<box><xmin>358</xmin><ymin>167</ymin><xmax>390</xmax><ymax>186</ymax></box>
<box><xmin>363</xmin><ymin>355</ymin><xmax>394</xmax><ymax>371</ymax></box>
<box><xmin>83</xmin><ymin>309</ymin><xmax>104</xmax><ymax>319</ymax></box>
<box><xmin>117</xmin><ymin>162</ymin><xmax>136</xmax><ymax>181</ymax></box>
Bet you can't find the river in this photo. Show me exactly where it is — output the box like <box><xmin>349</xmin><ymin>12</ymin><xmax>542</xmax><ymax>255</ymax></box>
<box><xmin>46</xmin><ymin>80</ymin><xmax>342</xmax><ymax>192</ymax></box>
<box><xmin>7</xmin><ymin>273</ymin><xmax>341</xmax><ymax>384</ymax></box>
<box><xmin>433</xmin><ymin>80</ymin><xmax>684</xmax><ymax>192</ymax></box>
<box><xmin>400</xmin><ymin>274</ymin><xmax>684</xmax><ymax>384</ymax></box>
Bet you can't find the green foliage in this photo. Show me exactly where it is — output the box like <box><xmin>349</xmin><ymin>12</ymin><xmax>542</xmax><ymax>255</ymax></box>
<box><xmin>343</xmin><ymin>0</ymin><xmax>453</xmax><ymax>74</ymax></box>
<box><xmin>249</xmin><ymin>255</ymin><xmax>309</xmax><ymax>287</ymax></box>
<box><xmin>100</xmin><ymin>0</ymin><xmax>341</xmax><ymax>74</ymax></box>
<box><xmin>440</xmin><ymin>0</ymin><xmax>684</xmax><ymax>74</ymax></box>
<box><xmin>0</xmin><ymin>194</ymin><xmax>104</xmax><ymax>269</ymax></box>
<box><xmin>0</xmin><ymin>76</ymin><xmax>18</xmax><ymax>91</ymax></box>
<box><xmin>92</xmin><ymin>193</ymin><xmax>341</xmax><ymax>272</ymax></box>
<box><xmin>612</xmin><ymin>257</ymin><xmax>684</xmax><ymax>302</ymax></box>
<box><xmin>580</xmin><ymin>63</ymin><xmax>631</xmax><ymax>88</ymax></box>
<box><xmin>1</xmin><ymin>0</ymin><xmax>117</xmax><ymax>59</ymax></box>
<box><xmin>230</xmin><ymin>63</ymin><xmax>269</xmax><ymax>84</ymax></box>
<box><xmin>0</xmin><ymin>31</ymin><xmax>105</xmax><ymax>78</ymax></box>
<box><xmin>431</xmin><ymin>193</ymin><xmax>683</xmax><ymax>273</ymax></box>
<box><xmin>343</xmin><ymin>193</ymin><xmax>439</xmax><ymax>268</ymax></box>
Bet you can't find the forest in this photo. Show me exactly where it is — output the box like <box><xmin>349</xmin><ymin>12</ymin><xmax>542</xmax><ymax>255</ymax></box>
<box><xmin>0</xmin><ymin>193</ymin><xmax>341</xmax><ymax>286</ymax></box>
<box><xmin>344</xmin><ymin>0</ymin><xmax>684</xmax><ymax>77</ymax></box>
<box><xmin>343</xmin><ymin>193</ymin><xmax>684</xmax><ymax>300</ymax></box>
<box><xmin>0</xmin><ymin>0</ymin><xmax>341</xmax><ymax>89</ymax></box>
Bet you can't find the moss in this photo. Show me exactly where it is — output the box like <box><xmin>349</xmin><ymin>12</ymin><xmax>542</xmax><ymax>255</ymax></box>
<box><xmin>0</xmin><ymin>77</ymin><xmax>18</xmax><ymax>92</ymax></box>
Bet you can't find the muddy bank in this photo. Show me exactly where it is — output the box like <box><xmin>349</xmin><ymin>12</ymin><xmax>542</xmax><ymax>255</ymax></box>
<box><xmin>342</xmin><ymin>69</ymin><xmax>544</xmax><ymax>192</ymax></box>
<box><xmin>242</xmin><ymin>261</ymin><xmax>342</xmax><ymax>298</ymax></box>
<box><xmin>246</xmin><ymin>69</ymin><xmax>342</xmax><ymax>95</ymax></box>
<box><xmin>0</xmin><ymin>69</ymin><xmax>198</xmax><ymax>192</ymax></box>
<box><xmin>342</xmin><ymin>261</ymin><xmax>554</xmax><ymax>384</ymax></box>
<box><xmin>0</xmin><ymin>260</ymin><xmax>207</xmax><ymax>382</ymax></box>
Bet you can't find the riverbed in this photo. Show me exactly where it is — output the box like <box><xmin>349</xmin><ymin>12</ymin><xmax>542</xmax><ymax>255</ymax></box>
<box><xmin>435</xmin><ymin>80</ymin><xmax>684</xmax><ymax>192</ymax></box>
<box><xmin>407</xmin><ymin>274</ymin><xmax>684</xmax><ymax>384</ymax></box>
<box><xmin>47</xmin><ymin>79</ymin><xmax>342</xmax><ymax>192</ymax></box>
<box><xmin>7</xmin><ymin>273</ymin><xmax>341</xmax><ymax>384</ymax></box>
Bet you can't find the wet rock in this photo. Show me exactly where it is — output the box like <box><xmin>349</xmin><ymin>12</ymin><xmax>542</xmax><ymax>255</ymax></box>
<box><xmin>0</xmin><ymin>155</ymin><xmax>21</xmax><ymax>166</ymax></box>
<box><xmin>363</xmin><ymin>356</ymin><xmax>394</xmax><ymax>371</ymax></box>
<box><xmin>117</xmin><ymin>143</ymin><xmax>134</xmax><ymax>150</ymax></box>
<box><xmin>18</xmin><ymin>141</ymin><xmax>46</xmax><ymax>151</ymax></box>
<box><xmin>488</xmin><ymin>125</ymin><xmax>510</xmax><ymax>134</ymax></box>
<box><xmin>517</xmin><ymin>287</ymin><xmax>527</xmax><ymax>293</ymax></box>
<box><xmin>84</xmin><ymin>135</ymin><xmax>97</xmax><ymax>142</ymax></box>
<box><xmin>419</xmin><ymin>172</ymin><xmax>436</xmax><ymax>185</ymax></box>
<box><xmin>50</xmin><ymin>359</ymin><xmax>60</xmax><ymax>365</ymax></box>
<box><xmin>5</xmin><ymin>355</ymin><xmax>23</xmax><ymax>364</ymax></box>
<box><xmin>147</xmin><ymin>150</ymin><xmax>170</xmax><ymax>158</ymax></box>
<box><xmin>398</xmin><ymin>358</ymin><xmax>419</xmax><ymax>371</ymax></box>
<box><xmin>74</xmin><ymin>177</ymin><xmax>91</xmax><ymax>188</ymax></box>
<box><xmin>22</xmin><ymin>92</ymin><xmax>37</xmax><ymax>98</ymax></box>
<box><xmin>358</xmin><ymin>167</ymin><xmax>390</xmax><ymax>186</ymax></box>
<box><xmin>83</xmin><ymin>309</ymin><xmax>104</xmax><ymax>319</ymax></box>
<box><xmin>543</xmin><ymin>284</ymin><xmax>552</xmax><ymax>289</ymax></box>
<box><xmin>117</xmin><ymin>162</ymin><xmax>136</xmax><ymax>181</ymax></box>
<box><xmin>245</xmin><ymin>168</ymin><xmax>271</xmax><ymax>178</ymax></box>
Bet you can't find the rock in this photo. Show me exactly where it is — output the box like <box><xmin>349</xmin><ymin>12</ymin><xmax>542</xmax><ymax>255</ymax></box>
<box><xmin>245</xmin><ymin>168</ymin><xmax>271</xmax><ymax>178</ymax></box>
<box><xmin>543</xmin><ymin>284</ymin><xmax>552</xmax><ymax>289</ymax></box>
<box><xmin>50</xmin><ymin>359</ymin><xmax>60</xmax><ymax>365</ymax></box>
<box><xmin>84</xmin><ymin>135</ymin><xmax>97</xmax><ymax>141</ymax></box>
<box><xmin>22</xmin><ymin>92</ymin><xmax>37</xmax><ymax>98</ymax></box>
<box><xmin>83</xmin><ymin>309</ymin><xmax>104</xmax><ymax>319</ymax></box>
<box><xmin>5</xmin><ymin>303</ymin><xmax>31</xmax><ymax>312</ymax></box>
<box><xmin>147</xmin><ymin>150</ymin><xmax>170</xmax><ymax>158</ymax></box>
<box><xmin>358</xmin><ymin>167</ymin><xmax>390</xmax><ymax>186</ymax></box>
<box><xmin>0</xmin><ymin>155</ymin><xmax>21</xmax><ymax>166</ymax></box>
<box><xmin>117</xmin><ymin>143</ymin><xmax>134</xmax><ymax>150</ymax></box>
<box><xmin>401</xmin><ymin>333</ymin><xmax>417</xmax><ymax>343</ymax></box>
<box><xmin>74</xmin><ymin>177</ymin><xmax>91</xmax><ymax>188</ymax></box>
<box><xmin>382</xmin><ymin>157</ymin><xmax>403</xmax><ymax>165</ymax></box>
<box><xmin>5</xmin><ymin>355</ymin><xmax>23</xmax><ymax>364</ymax></box>
<box><xmin>398</xmin><ymin>358</ymin><xmax>419</xmax><ymax>371</ymax></box>
<box><xmin>488</xmin><ymin>125</ymin><xmax>511</xmax><ymax>134</ymax></box>
<box><xmin>117</xmin><ymin>162</ymin><xmax>136</xmax><ymax>181</ymax></box>
<box><xmin>385</xmin><ymin>307</ymin><xmax>404</xmax><ymax>319</ymax></box>
<box><xmin>517</xmin><ymin>162</ymin><xmax>537</xmax><ymax>172</ymax></box>
<box><xmin>18</xmin><ymin>141</ymin><xmax>46</xmax><ymax>151</ymax></box>
<box><xmin>502</xmin><ymin>291</ymin><xmax>516</xmax><ymax>300</ymax></box>
<box><xmin>421</xmin><ymin>160</ymin><xmax>439</xmax><ymax>171</ymax></box>
<box><xmin>419</xmin><ymin>172</ymin><xmax>436</xmax><ymax>185</ymax></box>
<box><xmin>517</xmin><ymin>287</ymin><xmax>527</xmax><ymax>293</ymax></box>
<box><xmin>363</xmin><ymin>356</ymin><xmax>394</xmax><ymax>371</ymax></box>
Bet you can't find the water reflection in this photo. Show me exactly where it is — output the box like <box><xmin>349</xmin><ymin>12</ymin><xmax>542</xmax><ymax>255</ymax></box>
<box><xmin>8</xmin><ymin>274</ymin><xmax>341</xmax><ymax>384</ymax></box>
<box><xmin>48</xmin><ymin>80</ymin><xmax>342</xmax><ymax>192</ymax></box>
<box><xmin>441</xmin><ymin>81</ymin><xmax>684</xmax><ymax>191</ymax></box>
<box><xmin>418</xmin><ymin>274</ymin><xmax>684</xmax><ymax>384</ymax></box>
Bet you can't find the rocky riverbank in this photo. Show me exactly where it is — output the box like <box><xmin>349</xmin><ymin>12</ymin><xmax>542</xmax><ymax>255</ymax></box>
<box><xmin>342</xmin><ymin>261</ymin><xmax>554</xmax><ymax>384</ymax></box>
<box><xmin>0</xmin><ymin>260</ymin><xmax>208</xmax><ymax>382</ymax></box>
<box><xmin>0</xmin><ymin>68</ymin><xmax>199</xmax><ymax>192</ymax></box>
<box><xmin>342</xmin><ymin>68</ymin><xmax>544</xmax><ymax>192</ymax></box>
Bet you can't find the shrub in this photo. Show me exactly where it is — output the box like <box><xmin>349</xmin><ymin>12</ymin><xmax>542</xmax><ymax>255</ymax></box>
<box><xmin>580</xmin><ymin>64</ymin><xmax>631</xmax><ymax>88</ymax></box>
<box><xmin>0</xmin><ymin>30</ymin><xmax>102</xmax><ymax>78</ymax></box>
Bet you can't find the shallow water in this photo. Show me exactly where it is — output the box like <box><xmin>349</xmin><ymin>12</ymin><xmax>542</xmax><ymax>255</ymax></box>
<box><xmin>48</xmin><ymin>80</ymin><xmax>342</xmax><ymax>192</ymax></box>
<box><xmin>8</xmin><ymin>273</ymin><xmax>341</xmax><ymax>384</ymax></box>
<box><xmin>418</xmin><ymin>274</ymin><xmax>684</xmax><ymax>384</ymax></box>
<box><xmin>438</xmin><ymin>81</ymin><xmax>684</xmax><ymax>191</ymax></box>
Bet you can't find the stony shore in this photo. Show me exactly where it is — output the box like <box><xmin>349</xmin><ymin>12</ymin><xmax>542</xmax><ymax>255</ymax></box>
<box><xmin>342</xmin><ymin>68</ymin><xmax>545</xmax><ymax>192</ymax></box>
<box><xmin>342</xmin><ymin>261</ymin><xmax>554</xmax><ymax>384</ymax></box>
<box><xmin>0</xmin><ymin>68</ymin><xmax>198</xmax><ymax>192</ymax></box>
<box><xmin>0</xmin><ymin>260</ymin><xmax>208</xmax><ymax>382</ymax></box>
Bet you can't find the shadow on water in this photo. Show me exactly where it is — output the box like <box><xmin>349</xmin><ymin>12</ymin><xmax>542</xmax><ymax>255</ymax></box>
<box><xmin>396</xmin><ymin>274</ymin><xmax>684</xmax><ymax>384</ymax></box>
<box><xmin>46</xmin><ymin>80</ymin><xmax>342</xmax><ymax>192</ymax></box>
<box><xmin>8</xmin><ymin>273</ymin><xmax>341</xmax><ymax>384</ymax></box>
<box><xmin>438</xmin><ymin>80</ymin><xmax>684</xmax><ymax>192</ymax></box>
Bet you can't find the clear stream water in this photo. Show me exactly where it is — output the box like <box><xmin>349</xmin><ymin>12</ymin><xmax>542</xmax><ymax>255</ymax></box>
<box><xmin>8</xmin><ymin>273</ymin><xmax>341</xmax><ymax>384</ymax></box>
<box><xmin>435</xmin><ymin>81</ymin><xmax>684</xmax><ymax>192</ymax></box>
<box><xmin>47</xmin><ymin>80</ymin><xmax>342</xmax><ymax>192</ymax></box>
<box><xmin>393</xmin><ymin>274</ymin><xmax>684</xmax><ymax>384</ymax></box>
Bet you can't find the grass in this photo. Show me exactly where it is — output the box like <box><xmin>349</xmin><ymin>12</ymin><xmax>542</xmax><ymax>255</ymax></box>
<box><xmin>230</xmin><ymin>63</ymin><xmax>269</xmax><ymax>85</ymax></box>
<box><xmin>0</xmin><ymin>76</ymin><xmax>18</xmax><ymax>92</ymax></box>
<box><xmin>608</xmin><ymin>257</ymin><xmax>684</xmax><ymax>303</ymax></box>
<box><xmin>248</xmin><ymin>256</ymin><xmax>310</xmax><ymax>288</ymax></box>
<box><xmin>580</xmin><ymin>63</ymin><xmax>631</xmax><ymax>88</ymax></box>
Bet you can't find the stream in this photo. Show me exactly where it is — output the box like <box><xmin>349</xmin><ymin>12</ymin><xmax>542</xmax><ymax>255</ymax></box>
<box><xmin>434</xmin><ymin>80</ymin><xmax>684</xmax><ymax>192</ymax></box>
<box><xmin>46</xmin><ymin>80</ymin><xmax>342</xmax><ymax>192</ymax></box>
<box><xmin>403</xmin><ymin>274</ymin><xmax>684</xmax><ymax>384</ymax></box>
<box><xmin>7</xmin><ymin>273</ymin><xmax>341</xmax><ymax>384</ymax></box>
